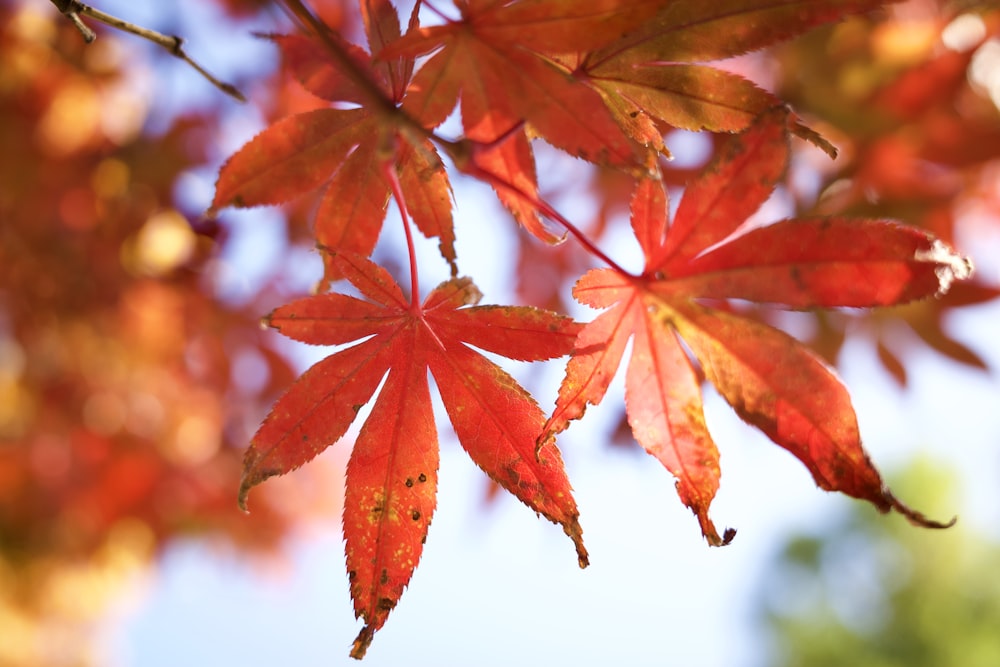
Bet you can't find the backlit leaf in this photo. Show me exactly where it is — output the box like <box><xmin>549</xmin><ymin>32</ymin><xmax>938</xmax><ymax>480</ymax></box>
<box><xmin>585</xmin><ymin>63</ymin><xmax>782</xmax><ymax>136</ymax></box>
<box><xmin>547</xmin><ymin>108</ymin><xmax>966</xmax><ymax>544</ymax></box>
<box><xmin>599</xmin><ymin>0</ymin><xmax>900</xmax><ymax>66</ymax></box>
<box><xmin>656</xmin><ymin>106</ymin><xmax>789</xmax><ymax>270</ymax></box>
<box><xmin>211</xmin><ymin>108</ymin><xmax>369</xmax><ymax>211</ymax></box>
<box><xmin>242</xmin><ymin>251</ymin><xmax>583</xmax><ymax>656</ymax></box>
<box><xmin>386</xmin><ymin>1</ymin><xmax>646</xmax><ymax>168</ymax></box>
<box><xmin>213</xmin><ymin>25</ymin><xmax>456</xmax><ymax>279</ymax></box>
<box><xmin>345</xmin><ymin>343</ymin><xmax>438</xmax><ymax>658</ymax></box>
<box><xmin>669</xmin><ymin>219</ymin><xmax>972</xmax><ymax>308</ymax></box>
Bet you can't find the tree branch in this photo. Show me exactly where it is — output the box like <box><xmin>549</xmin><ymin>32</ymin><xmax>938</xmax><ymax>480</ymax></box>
<box><xmin>277</xmin><ymin>0</ymin><xmax>436</xmax><ymax>148</ymax></box>
<box><xmin>48</xmin><ymin>0</ymin><xmax>246</xmax><ymax>102</ymax></box>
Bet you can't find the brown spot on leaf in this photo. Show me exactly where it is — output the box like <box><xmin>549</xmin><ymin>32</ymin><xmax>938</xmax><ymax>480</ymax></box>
<box><xmin>418</xmin><ymin>473</ymin><xmax>427</xmax><ymax>483</ymax></box>
<box><xmin>411</xmin><ymin>510</ymin><xmax>421</xmax><ymax>521</ymax></box>
<box><xmin>405</xmin><ymin>477</ymin><xmax>414</xmax><ymax>488</ymax></box>
<box><xmin>378</xmin><ymin>597</ymin><xmax>395</xmax><ymax>611</ymax></box>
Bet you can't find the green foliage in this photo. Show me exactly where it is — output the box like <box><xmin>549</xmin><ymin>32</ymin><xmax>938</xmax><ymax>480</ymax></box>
<box><xmin>756</xmin><ymin>459</ymin><xmax>1000</xmax><ymax>667</ymax></box>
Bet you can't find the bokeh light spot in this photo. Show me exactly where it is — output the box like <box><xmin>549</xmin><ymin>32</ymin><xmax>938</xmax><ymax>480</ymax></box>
<box><xmin>173</xmin><ymin>413</ymin><xmax>222</xmax><ymax>466</ymax></box>
<box><xmin>37</xmin><ymin>79</ymin><xmax>101</xmax><ymax>155</ymax></box>
<box><xmin>942</xmin><ymin>13</ymin><xmax>987</xmax><ymax>52</ymax></box>
<box><xmin>127</xmin><ymin>210</ymin><xmax>197</xmax><ymax>276</ymax></box>
<box><xmin>82</xmin><ymin>392</ymin><xmax>127</xmax><ymax>436</ymax></box>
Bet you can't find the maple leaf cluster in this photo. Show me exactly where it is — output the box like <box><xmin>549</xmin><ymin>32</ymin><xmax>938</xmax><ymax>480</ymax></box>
<box><xmin>205</xmin><ymin>0</ymin><xmax>984</xmax><ymax>659</ymax></box>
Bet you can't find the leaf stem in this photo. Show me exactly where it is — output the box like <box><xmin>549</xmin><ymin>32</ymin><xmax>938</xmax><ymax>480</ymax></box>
<box><xmin>531</xmin><ymin>196</ymin><xmax>633</xmax><ymax>278</ymax></box>
<box><xmin>380</xmin><ymin>152</ymin><xmax>421</xmax><ymax>311</ymax></box>
<box><xmin>278</xmin><ymin>0</ymin><xmax>434</xmax><ymax>148</ymax></box>
<box><xmin>380</xmin><ymin>151</ymin><xmax>450</xmax><ymax>352</ymax></box>
<box><xmin>436</xmin><ymin>134</ymin><xmax>634</xmax><ymax>278</ymax></box>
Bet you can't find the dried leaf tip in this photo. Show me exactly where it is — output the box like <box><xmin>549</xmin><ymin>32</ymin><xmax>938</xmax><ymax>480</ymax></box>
<box><xmin>887</xmin><ymin>490</ymin><xmax>958</xmax><ymax>530</ymax></box>
<box><xmin>789</xmin><ymin>117</ymin><xmax>838</xmax><ymax>159</ymax></box>
<box><xmin>237</xmin><ymin>479</ymin><xmax>252</xmax><ymax>513</ymax></box>
<box><xmin>237</xmin><ymin>461</ymin><xmax>280</xmax><ymax>513</ymax></box>
<box><xmin>456</xmin><ymin>278</ymin><xmax>484</xmax><ymax>306</ymax></box>
<box><xmin>915</xmin><ymin>240</ymin><xmax>974</xmax><ymax>297</ymax></box>
<box><xmin>350</xmin><ymin>625</ymin><xmax>375</xmax><ymax>660</ymax></box>
<box><xmin>700</xmin><ymin>518</ymin><xmax>736</xmax><ymax>547</ymax></box>
<box><xmin>564</xmin><ymin>516</ymin><xmax>589</xmax><ymax>569</ymax></box>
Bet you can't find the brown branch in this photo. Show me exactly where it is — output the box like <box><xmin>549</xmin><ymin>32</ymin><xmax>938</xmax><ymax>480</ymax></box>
<box><xmin>277</xmin><ymin>0</ymin><xmax>437</xmax><ymax>149</ymax></box>
<box><xmin>48</xmin><ymin>0</ymin><xmax>246</xmax><ymax>102</ymax></box>
<box><xmin>277</xmin><ymin>0</ymin><xmax>395</xmax><ymax>113</ymax></box>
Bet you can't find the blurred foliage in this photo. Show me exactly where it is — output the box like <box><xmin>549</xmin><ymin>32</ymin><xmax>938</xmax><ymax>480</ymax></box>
<box><xmin>0</xmin><ymin>3</ymin><xmax>345</xmax><ymax>665</ymax></box>
<box><xmin>766</xmin><ymin>0</ymin><xmax>1000</xmax><ymax>380</ymax></box>
<box><xmin>754</xmin><ymin>459</ymin><xmax>1000</xmax><ymax>667</ymax></box>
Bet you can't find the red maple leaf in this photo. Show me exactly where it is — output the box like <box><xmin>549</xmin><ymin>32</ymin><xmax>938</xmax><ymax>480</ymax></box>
<box><xmin>541</xmin><ymin>107</ymin><xmax>970</xmax><ymax>544</ymax></box>
<box><xmin>238</xmin><ymin>250</ymin><xmax>585</xmax><ymax>658</ymax></box>
<box><xmin>211</xmin><ymin>1</ymin><xmax>457</xmax><ymax>279</ymax></box>
<box><xmin>376</xmin><ymin>0</ymin><xmax>662</xmax><ymax>241</ymax></box>
<box><xmin>382</xmin><ymin>0</ymin><xmax>660</xmax><ymax>158</ymax></box>
<box><xmin>369</xmin><ymin>0</ymin><xmax>895</xmax><ymax>242</ymax></box>
<box><xmin>566</xmin><ymin>0</ymin><xmax>895</xmax><ymax>155</ymax></box>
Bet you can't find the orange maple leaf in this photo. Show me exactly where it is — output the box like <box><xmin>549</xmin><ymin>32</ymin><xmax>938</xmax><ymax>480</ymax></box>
<box><xmin>377</xmin><ymin>0</ymin><xmax>662</xmax><ymax>240</ymax></box>
<box><xmin>541</xmin><ymin>107</ymin><xmax>969</xmax><ymax>544</ymax></box>
<box><xmin>211</xmin><ymin>1</ymin><xmax>457</xmax><ymax>279</ymax></box>
<box><xmin>238</xmin><ymin>251</ymin><xmax>585</xmax><ymax>658</ymax></box>
<box><xmin>565</xmin><ymin>0</ymin><xmax>899</xmax><ymax>155</ymax></box>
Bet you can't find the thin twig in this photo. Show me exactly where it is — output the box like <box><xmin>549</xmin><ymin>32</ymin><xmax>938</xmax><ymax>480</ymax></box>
<box><xmin>278</xmin><ymin>0</ymin><xmax>434</xmax><ymax>145</ymax></box>
<box><xmin>439</xmin><ymin>129</ymin><xmax>635</xmax><ymax>279</ymax></box>
<box><xmin>48</xmin><ymin>0</ymin><xmax>246</xmax><ymax>102</ymax></box>
<box><xmin>64</xmin><ymin>9</ymin><xmax>96</xmax><ymax>42</ymax></box>
<box><xmin>278</xmin><ymin>0</ymin><xmax>396</xmax><ymax>114</ymax></box>
<box><xmin>380</xmin><ymin>153</ymin><xmax>423</xmax><ymax>311</ymax></box>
